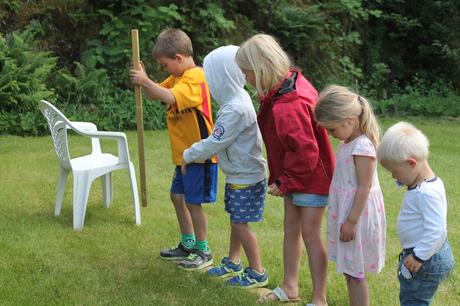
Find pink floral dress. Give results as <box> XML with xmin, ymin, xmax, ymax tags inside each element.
<box><xmin>327</xmin><ymin>135</ymin><xmax>386</xmax><ymax>278</ymax></box>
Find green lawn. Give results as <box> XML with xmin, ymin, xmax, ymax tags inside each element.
<box><xmin>0</xmin><ymin>117</ymin><xmax>458</xmax><ymax>305</ymax></box>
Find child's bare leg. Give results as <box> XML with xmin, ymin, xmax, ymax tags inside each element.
<box><xmin>345</xmin><ymin>274</ymin><xmax>369</xmax><ymax>306</ymax></box>
<box><xmin>232</xmin><ymin>222</ymin><xmax>263</xmax><ymax>272</ymax></box>
<box><xmin>229</xmin><ymin>224</ymin><xmax>242</xmax><ymax>262</ymax></box>
<box><xmin>170</xmin><ymin>193</ymin><xmax>194</xmax><ymax>234</ymax></box>
<box><xmin>281</xmin><ymin>197</ymin><xmax>302</xmax><ymax>298</ymax></box>
<box><xmin>301</xmin><ymin>207</ymin><xmax>328</xmax><ymax>306</ymax></box>
<box><xmin>186</xmin><ymin>203</ymin><xmax>207</xmax><ymax>242</ymax></box>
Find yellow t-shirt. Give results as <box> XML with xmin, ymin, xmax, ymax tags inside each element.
<box><xmin>160</xmin><ymin>67</ymin><xmax>217</xmax><ymax>165</ymax></box>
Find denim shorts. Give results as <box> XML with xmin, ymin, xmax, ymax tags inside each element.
<box><xmin>398</xmin><ymin>240</ymin><xmax>455</xmax><ymax>306</ymax></box>
<box><xmin>287</xmin><ymin>193</ymin><xmax>328</xmax><ymax>207</ymax></box>
<box><xmin>224</xmin><ymin>179</ymin><xmax>266</xmax><ymax>223</ymax></box>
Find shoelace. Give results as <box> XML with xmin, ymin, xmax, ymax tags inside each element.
<box><xmin>235</xmin><ymin>271</ymin><xmax>249</xmax><ymax>280</ymax></box>
<box><xmin>216</xmin><ymin>259</ymin><xmax>235</xmax><ymax>269</ymax></box>
<box><xmin>168</xmin><ymin>244</ymin><xmax>190</xmax><ymax>252</ymax></box>
<box><xmin>234</xmin><ymin>272</ymin><xmax>259</xmax><ymax>285</ymax></box>
<box><xmin>185</xmin><ymin>253</ymin><xmax>198</xmax><ymax>260</ymax></box>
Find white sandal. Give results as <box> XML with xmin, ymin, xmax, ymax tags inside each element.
<box><xmin>258</xmin><ymin>286</ymin><xmax>300</xmax><ymax>303</ymax></box>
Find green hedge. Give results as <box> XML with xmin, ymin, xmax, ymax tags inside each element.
<box><xmin>374</xmin><ymin>94</ymin><xmax>460</xmax><ymax>118</ymax></box>
<box><xmin>1</xmin><ymin>1</ymin><xmax>459</xmax><ymax>135</ymax></box>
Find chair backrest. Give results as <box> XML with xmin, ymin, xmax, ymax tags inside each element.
<box><xmin>39</xmin><ymin>100</ymin><xmax>72</xmax><ymax>169</ymax></box>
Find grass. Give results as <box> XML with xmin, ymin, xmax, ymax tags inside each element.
<box><xmin>0</xmin><ymin>116</ymin><xmax>458</xmax><ymax>305</ymax></box>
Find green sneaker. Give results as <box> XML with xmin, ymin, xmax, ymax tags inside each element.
<box><xmin>177</xmin><ymin>249</ymin><xmax>213</xmax><ymax>271</ymax></box>
<box><xmin>160</xmin><ymin>243</ymin><xmax>192</xmax><ymax>261</ymax></box>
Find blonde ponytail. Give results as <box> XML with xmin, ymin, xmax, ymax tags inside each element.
<box><xmin>357</xmin><ymin>96</ymin><xmax>380</xmax><ymax>147</ymax></box>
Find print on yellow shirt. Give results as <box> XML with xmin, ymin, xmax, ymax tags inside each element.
<box><xmin>160</xmin><ymin>67</ymin><xmax>217</xmax><ymax>165</ymax></box>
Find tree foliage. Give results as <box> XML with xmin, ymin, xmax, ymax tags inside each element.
<box><xmin>0</xmin><ymin>0</ymin><xmax>458</xmax><ymax>135</ymax></box>
<box><xmin>361</xmin><ymin>0</ymin><xmax>460</xmax><ymax>91</ymax></box>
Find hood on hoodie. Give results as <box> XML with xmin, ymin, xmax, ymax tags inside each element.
<box><xmin>203</xmin><ymin>45</ymin><xmax>247</xmax><ymax>106</ymax></box>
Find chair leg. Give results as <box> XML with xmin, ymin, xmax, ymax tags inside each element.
<box><xmin>128</xmin><ymin>162</ymin><xmax>141</xmax><ymax>225</ymax></box>
<box><xmin>102</xmin><ymin>173</ymin><xmax>112</xmax><ymax>208</ymax></box>
<box><xmin>55</xmin><ymin>167</ymin><xmax>69</xmax><ymax>216</ymax></box>
<box><xmin>73</xmin><ymin>171</ymin><xmax>92</xmax><ymax>230</ymax></box>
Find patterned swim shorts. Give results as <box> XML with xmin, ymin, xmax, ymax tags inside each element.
<box><xmin>224</xmin><ymin>179</ymin><xmax>266</xmax><ymax>223</ymax></box>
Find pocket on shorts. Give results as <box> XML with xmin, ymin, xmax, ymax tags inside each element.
<box><xmin>422</xmin><ymin>250</ymin><xmax>455</xmax><ymax>282</ymax></box>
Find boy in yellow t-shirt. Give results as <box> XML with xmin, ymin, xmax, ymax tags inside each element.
<box><xmin>130</xmin><ymin>28</ymin><xmax>218</xmax><ymax>270</ymax></box>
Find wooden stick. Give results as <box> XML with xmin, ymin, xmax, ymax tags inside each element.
<box><xmin>131</xmin><ymin>29</ymin><xmax>147</xmax><ymax>207</ymax></box>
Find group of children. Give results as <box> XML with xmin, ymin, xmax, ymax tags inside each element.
<box><xmin>129</xmin><ymin>29</ymin><xmax>454</xmax><ymax>306</ymax></box>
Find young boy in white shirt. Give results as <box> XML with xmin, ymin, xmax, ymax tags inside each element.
<box><xmin>377</xmin><ymin>121</ymin><xmax>454</xmax><ymax>306</ymax></box>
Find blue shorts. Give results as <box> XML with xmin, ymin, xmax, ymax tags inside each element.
<box><xmin>224</xmin><ymin>179</ymin><xmax>266</xmax><ymax>223</ymax></box>
<box><xmin>288</xmin><ymin>193</ymin><xmax>328</xmax><ymax>207</ymax></box>
<box><xmin>170</xmin><ymin>163</ymin><xmax>218</xmax><ymax>204</ymax></box>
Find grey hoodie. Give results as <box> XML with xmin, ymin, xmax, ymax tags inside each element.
<box><xmin>183</xmin><ymin>45</ymin><xmax>266</xmax><ymax>184</ymax></box>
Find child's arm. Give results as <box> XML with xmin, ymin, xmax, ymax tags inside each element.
<box><xmin>340</xmin><ymin>155</ymin><xmax>375</xmax><ymax>242</ymax></box>
<box><xmin>183</xmin><ymin>105</ymin><xmax>247</xmax><ymax>164</ymax></box>
<box><xmin>129</xmin><ymin>63</ymin><xmax>176</xmax><ymax>105</ymax></box>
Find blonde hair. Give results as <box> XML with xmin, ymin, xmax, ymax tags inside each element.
<box><xmin>377</xmin><ymin>121</ymin><xmax>429</xmax><ymax>162</ymax></box>
<box><xmin>152</xmin><ymin>28</ymin><xmax>193</xmax><ymax>59</ymax></box>
<box><xmin>235</xmin><ymin>34</ymin><xmax>291</xmax><ymax>95</ymax></box>
<box><xmin>314</xmin><ymin>85</ymin><xmax>380</xmax><ymax>147</ymax></box>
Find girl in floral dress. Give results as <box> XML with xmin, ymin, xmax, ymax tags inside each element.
<box><xmin>314</xmin><ymin>85</ymin><xmax>386</xmax><ymax>306</ymax></box>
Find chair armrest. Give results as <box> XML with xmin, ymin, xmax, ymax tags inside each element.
<box><xmin>70</xmin><ymin>121</ymin><xmax>98</xmax><ymax>132</ymax></box>
<box><xmin>82</xmin><ymin>130</ymin><xmax>127</xmax><ymax>140</ymax></box>
<box><xmin>69</xmin><ymin>121</ymin><xmax>102</xmax><ymax>154</ymax></box>
<box><xmin>68</xmin><ymin>121</ymin><xmax>132</xmax><ymax>164</ymax></box>
<box><xmin>79</xmin><ymin>130</ymin><xmax>131</xmax><ymax>164</ymax></box>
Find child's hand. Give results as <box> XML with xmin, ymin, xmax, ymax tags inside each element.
<box><xmin>268</xmin><ymin>183</ymin><xmax>283</xmax><ymax>196</ymax></box>
<box><xmin>339</xmin><ymin>220</ymin><xmax>357</xmax><ymax>242</ymax></box>
<box><xmin>403</xmin><ymin>254</ymin><xmax>422</xmax><ymax>273</ymax></box>
<box><xmin>181</xmin><ymin>160</ymin><xmax>187</xmax><ymax>175</ymax></box>
<box><xmin>130</xmin><ymin>61</ymin><xmax>150</xmax><ymax>86</ymax></box>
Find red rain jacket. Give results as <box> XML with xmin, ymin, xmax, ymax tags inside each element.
<box><xmin>257</xmin><ymin>69</ymin><xmax>334</xmax><ymax>195</ymax></box>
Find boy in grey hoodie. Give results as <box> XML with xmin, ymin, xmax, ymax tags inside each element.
<box><xmin>181</xmin><ymin>45</ymin><xmax>268</xmax><ymax>288</ymax></box>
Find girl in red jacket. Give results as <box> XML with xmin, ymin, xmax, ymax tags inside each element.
<box><xmin>236</xmin><ymin>34</ymin><xmax>334</xmax><ymax>305</ymax></box>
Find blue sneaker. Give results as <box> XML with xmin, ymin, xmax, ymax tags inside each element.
<box><xmin>207</xmin><ymin>257</ymin><xmax>243</xmax><ymax>278</ymax></box>
<box><xmin>227</xmin><ymin>267</ymin><xmax>269</xmax><ymax>289</ymax></box>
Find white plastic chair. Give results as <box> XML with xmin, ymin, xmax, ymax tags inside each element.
<box><xmin>39</xmin><ymin>100</ymin><xmax>141</xmax><ymax>230</ymax></box>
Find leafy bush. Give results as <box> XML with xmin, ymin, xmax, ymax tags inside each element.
<box><xmin>0</xmin><ymin>24</ymin><xmax>169</xmax><ymax>136</ymax></box>
<box><xmin>0</xmin><ymin>27</ymin><xmax>56</xmax><ymax>135</ymax></box>
<box><xmin>362</xmin><ymin>1</ymin><xmax>460</xmax><ymax>90</ymax></box>
<box><xmin>51</xmin><ymin>62</ymin><xmax>167</xmax><ymax>132</ymax></box>
<box><xmin>374</xmin><ymin>94</ymin><xmax>460</xmax><ymax>117</ymax></box>
<box><xmin>1</xmin><ymin>1</ymin><xmax>459</xmax><ymax>135</ymax></box>
<box><xmin>177</xmin><ymin>0</ymin><xmax>236</xmax><ymax>62</ymax></box>
<box><xmin>81</xmin><ymin>2</ymin><xmax>183</xmax><ymax>86</ymax></box>
<box><xmin>52</xmin><ymin>62</ymin><xmax>111</xmax><ymax>106</ymax></box>
<box><xmin>56</xmin><ymin>89</ymin><xmax>167</xmax><ymax>132</ymax></box>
